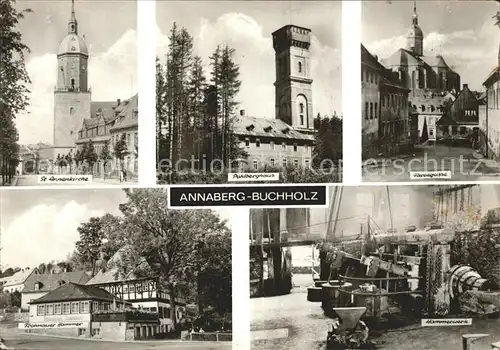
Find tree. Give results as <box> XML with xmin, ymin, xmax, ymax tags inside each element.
<box><xmin>74</xmin><ymin>217</ymin><xmax>106</xmax><ymax>276</ymax></box>
<box><xmin>115</xmin><ymin>188</ymin><xmax>232</xmax><ymax>331</ymax></box>
<box><xmin>84</xmin><ymin>140</ymin><xmax>98</xmax><ymax>174</ymax></box>
<box><xmin>65</xmin><ymin>151</ymin><xmax>73</xmax><ymax>174</ymax></box>
<box><xmin>113</xmin><ymin>133</ymin><xmax>128</xmax><ymax>172</ymax></box>
<box><xmin>0</xmin><ymin>1</ymin><xmax>32</xmax><ymax>185</ymax></box>
<box><xmin>156</xmin><ymin>57</ymin><xmax>168</xmax><ymax>166</ymax></box>
<box><xmin>99</xmin><ymin>140</ymin><xmax>112</xmax><ymax>179</ymax></box>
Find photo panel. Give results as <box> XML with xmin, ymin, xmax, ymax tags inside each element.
<box><xmin>1</xmin><ymin>0</ymin><xmax>138</xmax><ymax>187</ymax></box>
<box><xmin>249</xmin><ymin>184</ymin><xmax>500</xmax><ymax>349</ymax></box>
<box><xmin>0</xmin><ymin>188</ymin><xmax>233</xmax><ymax>348</ymax></box>
<box><xmin>361</xmin><ymin>1</ymin><xmax>500</xmax><ymax>182</ymax></box>
<box><xmin>156</xmin><ymin>1</ymin><xmax>343</xmax><ymax>185</ymax></box>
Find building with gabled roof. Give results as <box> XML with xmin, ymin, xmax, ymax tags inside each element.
<box><xmin>0</xmin><ymin>268</ymin><xmax>39</xmax><ymax>293</ymax></box>
<box><xmin>377</xmin><ymin>2</ymin><xmax>461</xmax><ymax>143</ymax></box>
<box><xmin>86</xmin><ymin>246</ymin><xmax>186</xmax><ymax>335</ymax></box>
<box><xmin>21</xmin><ymin>271</ymin><xmax>90</xmax><ymax>309</ymax></box>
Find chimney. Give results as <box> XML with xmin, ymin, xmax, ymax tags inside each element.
<box><xmin>240</xmin><ymin>109</ymin><xmax>245</xmax><ymax>116</ymax></box>
<box><xmin>117</xmin><ymin>99</ymin><xmax>121</xmax><ymax>106</ymax></box>
<box><xmin>374</xmin><ymin>55</ymin><xmax>378</xmax><ymax>61</ymax></box>
<box><xmin>463</xmin><ymin>83</ymin><xmax>468</xmax><ymax>90</ymax></box>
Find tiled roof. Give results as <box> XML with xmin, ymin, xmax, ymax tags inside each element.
<box><xmin>1</xmin><ymin>269</ymin><xmax>37</xmax><ymax>287</ymax></box>
<box><xmin>91</xmin><ymin>101</ymin><xmax>116</xmax><ymax>121</ymax></box>
<box><xmin>86</xmin><ymin>246</ymin><xmax>145</xmax><ymax>285</ymax></box>
<box><xmin>23</xmin><ymin>271</ymin><xmax>90</xmax><ymax>293</ymax></box>
<box><xmin>29</xmin><ymin>282</ymin><xmax>124</xmax><ymax>304</ymax></box>
<box><xmin>232</xmin><ymin>115</ymin><xmax>314</xmax><ymax>141</ymax></box>
<box><xmin>110</xmin><ymin>94</ymin><xmax>138</xmax><ymax>132</ymax></box>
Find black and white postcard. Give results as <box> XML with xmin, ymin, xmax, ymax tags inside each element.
<box><xmin>0</xmin><ymin>188</ymin><xmax>233</xmax><ymax>349</ymax></box>
<box><xmin>250</xmin><ymin>184</ymin><xmax>500</xmax><ymax>349</ymax></box>
<box><xmin>361</xmin><ymin>1</ymin><xmax>500</xmax><ymax>182</ymax></box>
<box><xmin>0</xmin><ymin>0</ymin><xmax>138</xmax><ymax>186</ymax></box>
<box><xmin>156</xmin><ymin>1</ymin><xmax>342</xmax><ymax>184</ymax></box>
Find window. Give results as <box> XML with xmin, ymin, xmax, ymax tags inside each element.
<box><xmin>71</xmin><ymin>302</ymin><xmax>79</xmax><ymax>314</ymax></box>
<box><xmin>34</xmin><ymin>282</ymin><xmax>42</xmax><ymax>291</ymax></box>
<box><xmin>78</xmin><ymin>328</ymin><xmax>86</xmax><ymax>336</ymax></box>
<box><xmin>54</xmin><ymin>303</ymin><xmax>62</xmax><ymax>315</ymax></box>
<box><xmin>294</xmin><ymin>159</ymin><xmax>299</xmax><ymax>167</ymax></box>
<box><xmin>270</xmin><ymin>141</ymin><xmax>275</xmax><ymax>150</ymax></box>
<box><xmin>282</xmin><ymin>143</ymin><xmax>286</xmax><ymax>150</ymax></box>
<box><xmin>63</xmin><ymin>303</ymin><xmax>70</xmax><ymax>314</ymax></box>
<box><xmin>92</xmin><ymin>328</ymin><xmax>100</xmax><ymax>336</ymax></box>
<box><xmin>365</xmin><ymin>102</ymin><xmax>369</xmax><ymax>120</ymax></box>
<box><xmin>298</xmin><ymin>61</ymin><xmax>302</xmax><ymax>73</ymax></box>
<box><xmin>305</xmin><ymin>159</ymin><xmax>310</xmax><ymax>168</ymax></box>
<box><xmin>245</xmin><ymin>139</ymin><xmax>250</xmax><ymax>147</ymax></box>
<box><xmin>92</xmin><ymin>301</ymin><xmax>99</xmax><ymax>312</ymax></box>
<box><xmin>370</xmin><ymin>102</ymin><xmax>373</xmax><ymax>119</ymax></box>
<box><xmin>253</xmin><ymin>160</ymin><xmax>258</xmax><ymax>170</ymax></box>
<box><xmin>270</xmin><ymin>158</ymin><xmax>275</xmax><ymax>167</ymax></box>
<box><xmin>282</xmin><ymin>159</ymin><xmax>287</xmax><ymax>167</ymax></box>
<box><xmin>46</xmin><ymin>304</ymin><xmax>54</xmax><ymax>315</ymax></box>
<box><xmin>256</xmin><ymin>139</ymin><xmax>260</xmax><ymax>147</ymax></box>
<box><xmin>300</xmin><ymin>115</ymin><xmax>304</xmax><ymax>125</ymax></box>
<box><xmin>70</xmin><ymin>78</ymin><xmax>75</xmax><ymax>90</ymax></box>
<box><xmin>374</xmin><ymin>103</ymin><xmax>378</xmax><ymax>118</ymax></box>
<box><xmin>299</xmin><ymin>103</ymin><xmax>304</xmax><ymax>114</ymax></box>
<box><xmin>37</xmin><ymin>305</ymin><xmax>45</xmax><ymax>316</ymax></box>
<box><xmin>293</xmin><ymin>143</ymin><xmax>298</xmax><ymax>152</ymax></box>
<box><xmin>80</xmin><ymin>301</ymin><xmax>89</xmax><ymax>314</ymax></box>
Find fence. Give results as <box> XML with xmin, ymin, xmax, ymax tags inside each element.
<box><xmin>184</xmin><ymin>332</ymin><xmax>232</xmax><ymax>342</ymax></box>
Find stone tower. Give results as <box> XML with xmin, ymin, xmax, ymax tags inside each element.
<box><xmin>273</xmin><ymin>25</ymin><xmax>314</xmax><ymax>134</ymax></box>
<box><xmin>406</xmin><ymin>1</ymin><xmax>423</xmax><ymax>56</ymax></box>
<box><xmin>53</xmin><ymin>0</ymin><xmax>91</xmax><ymax>159</ymax></box>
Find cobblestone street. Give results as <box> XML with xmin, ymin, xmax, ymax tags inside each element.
<box><xmin>362</xmin><ymin>145</ymin><xmax>500</xmax><ymax>182</ymax></box>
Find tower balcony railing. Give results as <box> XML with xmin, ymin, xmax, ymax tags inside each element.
<box><xmin>54</xmin><ymin>86</ymin><xmax>91</xmax><ymax>93</ymax></box>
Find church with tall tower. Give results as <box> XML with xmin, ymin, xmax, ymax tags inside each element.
<box><xmin>380</xmin><ymin>1</ymin><xmax>461</xmax><ymax>141</ymax></box>
<box><xmin>232</xmin><ymin>24</ymin><xmax>316</xmax><ymax>171</ymax></box>
<box><xmin>53</xmin><ymin>0</ymin><xmax>91</xmax><ymax>159</ymax></box>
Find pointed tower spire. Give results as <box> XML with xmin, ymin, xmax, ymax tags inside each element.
<box><xmin>412</xmin><ymin>0</ymin><xmax>418</xmax><ymax>25</ymax></box>
<box><xmin>68</xmin><ymin>0</ymin><xmax>78</xmax><ymax>34</ymax></box>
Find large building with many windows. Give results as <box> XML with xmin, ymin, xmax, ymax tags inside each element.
<box><xmin>48</xmin><ymin>0</ymin><xmax>137</xmax><ymax>171</ymax></box>
<box><xmin>233</xmin><ymin>25</ymin><xmax>321</xmax><ymax>170</ymax></box>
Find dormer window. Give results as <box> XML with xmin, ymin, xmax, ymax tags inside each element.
<box><xmin>282</xmin><ymin>127</ymin><xmax>290</xmax><ymax>134</ymax></box>
<box><xmin>58</xmin><ymin>280</ymin><xmax>66</xmax><ymax>287</ymax></box>
<box><xmin>264</xmin><ymin>126</ymin><xmax>272</xmax><ymax>132</ymax></box>
<box><xmin>34</xmin><ymin>282</ymin><xmax>43</xmax><ymax>291</ymax></box>
<box><xmin>421</xmin><ymin>105</ymin><xmax>425</xmax><ymax>112</ymax></box>
<box><xmin>246</xmin><ymin>124</ymin><xmax>255</xmax><ymax>132</ymax></box>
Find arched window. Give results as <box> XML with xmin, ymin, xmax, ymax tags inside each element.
<box><xmin>299</xmin><ymin>103</ymin><xmax>304</xmax><ymax>114</ymax></box>
<box><xmin>70</xmin><ymin>78</ymin><xmax>75</xmax><ymax>90</ymax></box>
<box><xmin>298</xmin><ymin>61</ymin><xmax>302</xmax><ymax>73</ymax></box>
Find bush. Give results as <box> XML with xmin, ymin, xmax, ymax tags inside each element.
<box><xmin>157</xmin><ymin>164</ymin><xmax>341</xmax><ymax>184</ymax></box>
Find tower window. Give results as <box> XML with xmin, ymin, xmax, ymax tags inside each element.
<box><xmin>70</xmin><ymin>78</ymin><xmax>75</xmax><ymax>91</ymax></box>
<box><xmin>71</xmin><ymin>24</ymin><xmax>75</xmax><ymax>32</ymax></box>
<box><xmin>298</xmin><ymin>61</ymin><xmax>302</xmax><ymax>73</ymax></box>
<box><xmin>299</xmin><ymin>103</ymin><xmax>304</xmax><ymax>114</ymax></box>
<box><xmin>70</xmin><ymin>107</ymin><xmax>74</xmax><ymax>115</ymax></box>
<box><xmin>300</xmin><ymin>115</ymin><xmax>304</xmax><ymax>125</ymax></box>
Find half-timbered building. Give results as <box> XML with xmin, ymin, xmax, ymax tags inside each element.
<box><xmin>85</xmin><ymin>248</ymin><xmax>186</xmax><ymax>334</ymax></box>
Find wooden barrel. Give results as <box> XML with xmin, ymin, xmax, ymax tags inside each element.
<box><xmin>338</xmin><ymin>282</ymin><xmax>354</xmax><ymax>307</ymax></box>
<box><xmin>307</xmin><ymin>287</ymin><xmax>322</xmax><ymax>302</ymax></box>
<box><xmin>448</xmin><ymin>265</ymin><xmax>491</xmax><ymax>299</ymax></box>
<box><xmin>321</xmin><ymin>280</ymin><xmax>341</xmax><ymax>309</ymax></box>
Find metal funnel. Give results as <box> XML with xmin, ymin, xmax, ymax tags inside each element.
<box><xmin>331</xmin><ymin>307</ymin><xmax>367</xmax><ymax>331</ymax></box>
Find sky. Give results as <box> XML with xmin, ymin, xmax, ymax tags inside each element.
<box><xmin>0</xmin><ymin>189</ymin><xmax>243</xmax><ymax>269</ymax></box>
<box><xmin>156</xmin><ymin>1</ymin><xmax>342</xmax><ymax>118</ymax></box>
<box><xmin>362</xmin><ymin>0</ymin><xmax>500</xmax><ymax>92</ymax></box>
<box><xmin>13</xmin><ymin>0</ymin><xmax>138</xmax><ymax>145</ymax></box>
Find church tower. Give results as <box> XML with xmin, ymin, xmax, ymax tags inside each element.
<box><xmin>53</xmin><ymin>0</ymin><xmax>91</xmax><ymax>158</ymax></box>
<box><xmin>406</xmin><ymin>1</ymin><xmax>423</xmax><ymax>56</ymax></box>
<box><xmin>273</xmin><ymin>25</ymin><xmax>314</xmax><ymax>134</ymax></box>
